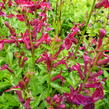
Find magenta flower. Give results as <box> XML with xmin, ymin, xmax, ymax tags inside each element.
<box><xmin>8</xmin><ymin>0</ymin><xmax>13</xmax><ymax>7</ymax></box>
<box><xmin>97</xmin><ymin>58</ymin><xmax>109</xmax><ymax>66</ymax></box>
<box><xmin>99</xmin><ymin>29</ymin><xmax>106</xmax><ymax>38</ymax></box>
<box><xmin>90</xmin><ymin>70</ymin><xmax>104</xmax><ymax>79</ymax></box>
<box><xmin>15</xmin><ymin>0</ymin><xmax>34</xmax><ymax>7</ymax></box>
<box><xmin>103</xmin><ymin>0</ymin><xmax>109</xmax><ymax>8</ymax></box>
<box><xmin>83</xmin><ymin>53</ymin><xmax>90</xmax><ymax>74</ymax></box>
<box><xmin>95</xmin><ymin>2</ymin><xmax>104</xmax><ymax>8</ymax></box>
<box><xmin>0</xmin><ymin>2</ymin><xmax>4</xmax><ymax>9</ymax></box>
<box><xmin>40</xmin><ymin>1</ymin><xmax>51</xmax><ymax>10</ymax></box>
<box><xmin>63</xmin><ymin>26</ymin><xmax>79</xmax><ymax>50</ymax></box>
<box><xmin>46</xmin><ymin>94</ymin><xmax>66</xmax><ymax>109</ymax></box>
<box><xmin>83</xmin><ymin>103</ymin><xmax>95</xmax><ymax>109</ymax></box>
<box><xmin>51</xmin><ymin>71</ymin><xmax>65</xmax><ymax>83</ymax></box>
<box><xmin>85</xmin><ymin>82</ymin><xmax>102</xmax><ymax>88</ymax></box>
<box><xmin>5</xmin><ymin>72</ymin><xmax>33</xmax><ymax>109</ymax></box>
<box><xmin>0</xmin><ymin>38</ymin><xmax>23</xmax><ymax>47</ymax></box>
<box><xmin>97</xmin><ymin>29</ymin><xmax>106</xmax><ymax>49</ymax></box>
<box><xmin>5</xmin><ymin>21</ymin><xmax>16</xmax><ymax>36</ymax></box>
<box><xmin>72</xmin><ymin>63</ymin><xmax>85</xmax><ymax>80</ymax></box>
<box><xmin>67</xmin><ymin>51</ymin><xmax>74</xmax><ymax>59</ymax></box>
<box><xmin>34</xmin><ymin>33</ymin><xmax>51</xmax><ymax>48</ymax></box>
<box><xmin>20</xmin><ymin>57</ymin><xmax>28</xmax><ymax>67</ymax></box>
<box><xmin>30</xmin><ymin>18</ymin><xmax>46</xmax><ymax>34</ymax></box>
<box><xmin>53</xmin><ymin>44</ymin><xmax>65</xmax><ymax>58</ymax></box>
<box><xmin>7</xmin><ymin>13</ymin><xmax>15</xmax><ymax>18</ymax></box>
<box><xmin>64</xmin><ymin>87</ymin><xmax>94</xmax><ymax>109</ymax></box>
<box><xmin>0</xmin><ymin>64</ymin><xmax>13</xmax><ymax>73</ymax></box>
<box><xmin>39</xmin><ymin>12</ymin><xmax>46</xmax><ymax>17</ymax></box>
<box><xmin>53</xmin><ymin>58</ymin><xmax>68</xmax><ymax>69</ymax></box>
<box><xmin>16</xmin><ymin>14</ymin><xmax>25</xmax><ymax>21</ymax></box>
<box><xmin>0</xmin><ymin>10</ymin><xmax>6</xmax><ymax>16</ymax></box>
<box><xmin>21</xmin><ymin>30</ymin><xmax>31</xmax><ymax>50</ymax></box>
<box><xmin>23</xmin><ymin>98</ymin><xmax>31</xmax><ymax>109</ymax></box>
<box><xmin>95</xmin><ymin>0</ymin><xmax>109</xmax><ymax>8</ymax></box>
<box><xmin>0</xmin><ymin>40</ymin><xmax>4</xmax><ymax>50</ymax></box>
<box><xmin>15</xmin><ymin>90</ymin><xmax>25</xmax><ymax>104</ymax></box>
<box><xmin>3</xmin><ymin>39</ymin><xmax>14</xmax><ymax>43</ymax></box>
<box><xmin>70</xmin><ymin>26</ymin><xmax>80</xmax><ymax>35</ymax></box>
<box><xmin>92</xmin><ymin>86</ymin><xmax>104</xmax><ymax>102</ymax></box>
<box><xmin>63</xmin><ymin>38</ymin><xmax>72</xmax><ymax>50</ymax></box>
<box><xmin>79</xmin><ymin>46</ymin><xmax>86</xmax><ymax>50</ymax></box>
<box><xmin>45</xmin><ymin>27</ymin><xmax>53</xmax><ymax>32</ymax></box>
<box><xmin>63</xmin><ymin>36</ymin><xmax>78</xmax><ymax>50</ymax></box>
<box><xmin>36</xmin><ymin>52</ymin><xmax>52</xmax><ymax>71</ymax></box>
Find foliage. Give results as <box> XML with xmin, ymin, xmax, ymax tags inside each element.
<box><xmin>0</xmin><ymin>0</ymin><xmax>109</xmax><ymax>109</ymax></box>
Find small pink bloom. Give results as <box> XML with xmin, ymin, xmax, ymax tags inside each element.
<box><xmin>36</xmin><ymin>52</ymin><xmax>52</xmax><ymax>71</ymax></box>
<box><xmin>23</xmin><ymin>98</ymin><xmax>31</xmax><ymax>109</ymax></box>
<box><xmin>95</xmin><ymin>2</ymin><xmax>103</xmax><ymax>8</ymax></box>
<box><xmin>46</xmin><ymin>94</ymin><xmax>66</xmax><ymax>109</ymax></box>
<box><xmin>3</xmin><ymin>39</ymin><xmax>15</xmax><ymax>43</ymax></box>
<box><xmin>0</xmin><ymin>2</ymin><xmax>4</xmax><ymax>8</ymax></box>
<box><xmin>21</xmin><ymin>30</ymin><xmax>31</xmax><ymax>50</ymax></box>
<box><xmin>39</xmin><ymin>12</ymin><xmax>46</xmax><ymax>17</ymax></box>
<box><xmin>16</xmin><ymin>14</ymin><xmax>25</xmax><ymax>21</ymax></box>
<box><xmin>8</xmin><ymin>0</ymin><xmax>13</xmax><ymax>7</ymax></box>
<box><xmin>0</xmin><ymin>40</ymin><xmax>4</xmax><ymax>50</ymax></box>
<box><xmin>63</xmin><ymin>37</ymin><xmax>72</xmax><ymax>50</ymax></box>
<box><xmin>0</xmin><ymin>64</ymin><xmax>13</xmax><ymax>73</ymax></box>
<box><xmin>0</xmin><ymin>11</ymin><xmax>6</xmax><ymax>16</ymax></box>
<box><xmin>90</xmin><ymin>70</ymin><xmax>103</xmax><ymax>78</ymax></box>
<box><xmin>79</xmin><ymin>46</ymin><xmax>86</xmax><ymax>50</ymax></box>
<box><xmin>83</xmin><ymin>54</ymin><xmax>90</xmax><ymax>74</ymax></box>
<box><xmin>40</xmin><ymin>2</ymin><xmax>51</xmax><ymax>10</ymax></box>
<box><xmin>51</xmin><ymin>71</ymin><xmax>65</xmax><ymax>83</ymax></box>
<box><xmin>64</xmin><ymin>87</ymin><xmax>93</xmax><ymax>106</ymax></box>
<box><xmin>34</xmin><ymin>33</ymin><xmax>51</xmax><ymax>48</ymax></box>
<box><xmin>92</xmin><ymin>86</ymin><xmax>104</xmax><ymax>102</ymax></box>
<box><xmin>97</xmin><ymin>58</ymin><xmax>109</xmax><ymax>65</ymax></box>
<box><xmin>72</xmin><ymin>63</ymin><xmax>85</xmax><ymax>80</ymax></box>
<box><xmin>54</xmin><ymin>44</ymin><xmax>65</xmax><ymax>57</ymax></box>
<box><xmin>53</xmin><ymin>58</ymin><xmax>68</xmax><ymax>69</ymax></box>
<box><xmin>83</xmin><ymin>103</ymin><xmax>95</xmax><ymax>109</ymax></box>
<box><xmin>20</xmin><ymin>57</ymin><xmax>28</xmax><ymax>67</ymax></box>
<box><xmin>15</xmin><ymin>90</ymin><xmax>25</xmax><ymax>104</ymax></box>
<box><xmin>67</xmin><ymin>51</ymin><xmax>74</xmax><ymax>59</ymax></box>
<box><xmin>103</xmin><ymin>0</ymin><xmax>109</xmax><ymax>8</ymax></box>
<box><xmin>99</xmin><ymin>29</ymin><xmax>106</xmax><ymax>38</ymax></box>
<box><xmin>5</xmin><ymin>21</ymin><xmax>16</xmax><ymax>36</ymax></box>
<box><xmin>97</xmin><ymin>29</ymin><xmax>106</xmax><ymax>49</ymax></box>
<box><xmin>63</xmin><ymin>26</ymin><xmax>79</xmax><ymax>50</ymax></box>
<box><xmin>7</xmin><ymin>13</ymin><xmax>15</xmax><ymax>18</ymax></box>
<box><xmin>45</xmin><ymin>27</ymin><xmax>53</xmax><ymax>31</ymax></box>
<box><xmin>85</xmin><ymin>82</ymin><xmax>102</xmax><ymax>88</ymax></box>
<box><xmin>15</xmin><ymin>0</ymin><xmax>34</xmax><ymax>7</ymax></box>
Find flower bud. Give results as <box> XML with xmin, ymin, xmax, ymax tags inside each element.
<box><xmin>99</xmin><ymin>29</ymin><xmax>106</xmax><ymax>39</ymax></box>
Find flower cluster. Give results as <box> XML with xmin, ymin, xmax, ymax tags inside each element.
<box><xmin>5</xmin><ymin>72</ymin><xmax>34</xmax><ymax>109</ymax></box>
<box><xmin>0</xmin><ymin>0</ymin><xmax>51</xmax><ymax>51</ymax></box>
<box><xmin>95</xmin><ymin>0</ymin><xmax>109</xmax><ymax>8</ymax></box>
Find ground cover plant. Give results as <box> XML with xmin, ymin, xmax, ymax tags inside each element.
<box><xmin>0</xmin><ymin>0</ymin><xmax>109</xmax><ymax>109</ymax></box>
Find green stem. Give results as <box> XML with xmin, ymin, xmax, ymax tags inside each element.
<box><xmin>23</xmin><ymin>11</ymin><xmax>35</xmax><ymax>71</ymax></box>
<box><xmin>84</xmin><ymin>0</ymin><xmax>96</xmax><ymax>30</ymax></box>
<box><xmin>74</xmin><ymin>0</ymin><xmax>96</xmax><ymax>55</ymax></box>
<box><xmin>48</xmin><ymin>71</ymin><xmax>51</xmax><ymax>96</ymax></box>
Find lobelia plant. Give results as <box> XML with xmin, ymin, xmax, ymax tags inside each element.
<box><xmin>0</xmin><ymin>0</ymin><xmax>109</xmax><ymax>109</ymax></box>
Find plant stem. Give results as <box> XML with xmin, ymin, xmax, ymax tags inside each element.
<box><xmin>74</xmin><ymin>0</ymin><xmax>96</xmax><ymax>55</ymax></box>
<box><xmin>84</xmin><ymin>0</ymin><xmax>96</xmax><ymax>30</ymax></box>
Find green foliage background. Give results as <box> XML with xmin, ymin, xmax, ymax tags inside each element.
<box><xmin>0</xmin><ymin>0</ymin><xmax>109</xmax><ymax>109</ymax></box>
